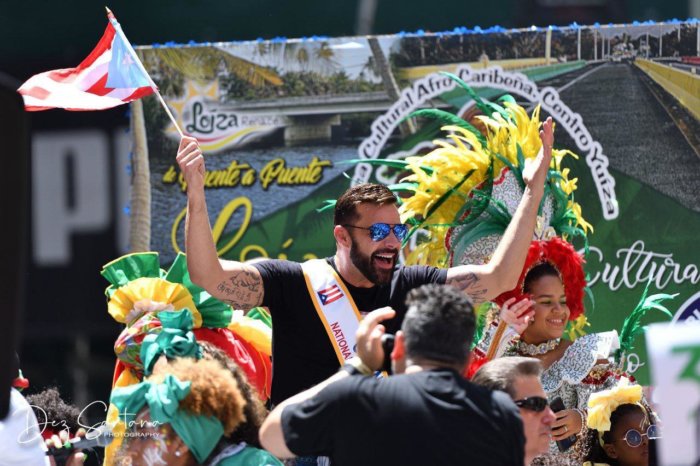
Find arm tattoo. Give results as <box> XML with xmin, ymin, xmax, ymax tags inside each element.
<box><xmin>216</xmin><ymin>267</ymin><xmax>263</xmax><ymax>310</ymax></box>
<box><xmin>446</xmin><ymin>272</ymin><xmax>488</xmax><ymax>304</ymax></box>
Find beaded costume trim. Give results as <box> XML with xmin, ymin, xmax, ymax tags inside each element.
<box><xmin>516</xmin><ymin>338</ymin><xmax>560</xmax><ymax>356</ymax></box>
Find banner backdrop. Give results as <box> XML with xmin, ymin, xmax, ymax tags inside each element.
<box><xmin>136</xmin><ymin>21</ymin><xmax>700</xmax><ymax>384</ymax></box>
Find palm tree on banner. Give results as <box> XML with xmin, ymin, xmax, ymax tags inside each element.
<box><xmin>314</xmin><ymin>42</ymin><xmax>339</xmax><ymax>76</ymax></box>
<box><xmin>128</xmin><ymin>46</ymin><xmax>283</xmax><ymax>253</ymax></box>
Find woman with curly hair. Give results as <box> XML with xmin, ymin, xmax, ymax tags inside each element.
<box><xmin>198</xmin><ymin>341</ymin><xmax>268</xmax><ymax>448</ymax></box>
<box><xmin>110</xmin><ymin>357</ymin><xmax>281</xmax><ymax>466</ymax></box>
<box><xmin>582</xmin><ymin>378</ymin><xmax>660</xmax><ymax>466</ymax></box>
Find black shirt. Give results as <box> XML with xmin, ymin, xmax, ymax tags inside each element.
<box><xmin>252</xmin><ymin>258</ymin><xmax>447</xmax><ymax>404</ymax></box>
<box><xmin>281</xmin><ymin>369</ymin><xmax>525</xmax><ymax>466</ymax></box>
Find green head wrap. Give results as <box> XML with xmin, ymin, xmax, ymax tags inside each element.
<box><xmin>110</xmin><ymin>374</ymin><xmax>224</xmax><ymax>463</ymax></box>
<box><xmin>140</xmin><ymin>309</ymin><xmax>202</xmax><ymax>376</ymax></box>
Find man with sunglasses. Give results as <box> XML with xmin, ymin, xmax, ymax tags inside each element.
<box><xmin>472</xmin><ymin>357</ymin><xmax>557</xmax><ymax>465</ymax></box>
<box><xmin>260</xmin><ymin>284</ymin><xmax>526</xmax><ymax>466</ymax></box>
<box><xmin>176</xmin><ymin>118</ymin><xmax>554</xmax><ymax>407</ymax></box>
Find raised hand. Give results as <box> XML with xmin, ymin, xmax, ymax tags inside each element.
<box><xmin>46</xmin><ymin>428</ymin><xmax>87</xmax><ymax>466</ymax></box>
<box><xmin>176</xmin><ymin>136</ymin><xmax>205</xmax><ymax>193</ymax></box>
<box><xmin>522</xmin><ymin>116</ymin><xmax>554</xmax><ymax>192</ymax></box>
<box><xmin>356</xmin><ymin>306</ymin><xmax>396</xmax><ymax>371</ymax></box>
<box><xmin>499</xmin><ymin>297</ymin><xmax>535</xmax><ymax>335</ymax></box>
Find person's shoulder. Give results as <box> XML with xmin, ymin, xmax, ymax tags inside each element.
<box><xmin>396</xmin><ymin>263</ymin><xmax>448</xmax><ymax>285</ymax></box>
<box><xmin>291</xmin><ymin>374</ymin><xmax>382</xmax><ymax>415</ymax></box>
<box><xmin>466</xmin><ymin>381</ymin><xmax>520</xmax><ymax>415</ymax></box>
<box><xmin>465</xmin><ymin>379</ymin><xmax>502</xmax><ymax>401</ymax></box>
<box><xmin>326</xmin><ymin>373</ymin><xmax>381</xmax><ymax>396</ymax></box>
<box><xmin>249</xmin><ymin>258</ymin><xmax>303</xmax><ymax>277</ymax></box>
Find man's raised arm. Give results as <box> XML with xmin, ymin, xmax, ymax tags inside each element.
<box><xmin>446</xmin><ymin>117</ymin><xmax>554</xmax><ymax>304</ymax></box>
<box><xmin>176</xmin><ymin>136</ymin><xmax>264</xmax><ymax>310</ymax></box>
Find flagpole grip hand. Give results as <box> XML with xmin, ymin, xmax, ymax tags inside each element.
<box><xmin>355</xmin><ymin>307</ymin><xmax>396</xmax><ymax>371</ymax></box>
<box><xmin>176</xmin><ymin>136</ymin><xmax>205</xmax><ymax>195</ymax></box>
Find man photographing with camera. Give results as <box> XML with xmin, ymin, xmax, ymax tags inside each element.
<box><xmin>259</xmin><ymin>284</ymin><xmax>526</xmax><ymax>466</ymax></box>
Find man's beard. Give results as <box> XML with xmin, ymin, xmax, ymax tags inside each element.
<box><xmin>349</xmin><ymin>238</ymin><xmax>397</xmax><ymax>286</ymax></box>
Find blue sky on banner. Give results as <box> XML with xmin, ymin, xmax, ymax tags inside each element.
<box><xmin>107</xmin><ymin>31</ymin><xmax>151</xmax><ymax>89</ymax></box>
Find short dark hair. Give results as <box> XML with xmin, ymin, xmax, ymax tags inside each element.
<box><xmin>471</xmin><ymin>357</ymin><xmax>542</xmax><ymax>398</ymax></box>
<box><xmin>523</xmin><ymin>262</ymin><xmax>561</xmax><ymax>294</ymax></box>
<box><xmin>334</xmin><ymin>183</ymin><xmax>397</xmax><ymax>226</ymax></box>
<box><xmin>401</xmin><ymin>284</ymin><xmax>475</xmax><ymax>366</ymax></box>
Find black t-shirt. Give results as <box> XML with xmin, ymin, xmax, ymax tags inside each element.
<box><xmin>252</xmin><ymin>258</ymin><xmax>447</xmax><ymax>404</ymax></box>
<box><xmin>281</xmin><ymin>369</ymin><xmax>525</xmax><ymax>466</ymax></box>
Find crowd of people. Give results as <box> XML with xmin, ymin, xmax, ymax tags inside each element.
<box><xmin>2</xmin><ymin>97</ymin><xmax>666</xmax><ymax>466</ymax></box>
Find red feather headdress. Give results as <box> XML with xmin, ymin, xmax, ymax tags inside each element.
<box><xmin>494</xmin><ymin>237</ymin><xmax>586</xmax><ymax>321</ymax></box>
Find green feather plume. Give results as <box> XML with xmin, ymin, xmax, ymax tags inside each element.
<box><xmin>471</xmin><ymin>302</ymin><xmax>495</xmax><ymax>350</ymax></box>
<box><xmin>337</xmin><ymin>158</ymin><xmax>434</xmax><ymax>175</ymax></box>
<box><xmin>316</xmin><ymin>199</ymin><xmax>337</xmax><ymax>213</ymax></box>
<box><xmin>438</xmin><ymin>71</ymin><xmax>510</xmax><ymax>120</ymax></box>
<box><xmin>405</xmin><ymin>109</ymin><xmax>487</xmax><ymax>148</ymax></box>
<box><xmin>404</xmin><ymin>168</ymin><xmax>476</xmax><ymax>244</ymax></box>
<box><xmin>617</xmin><ymin>281</ymin><xmax>677</xmax><ymax>360</ymax></box>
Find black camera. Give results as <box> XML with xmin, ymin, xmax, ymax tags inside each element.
<box><xmin>380</xmin><ymin>334</ymin><xmax>395</xmax><ymax>373</ymax></box>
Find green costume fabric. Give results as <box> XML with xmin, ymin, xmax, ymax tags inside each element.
<box><xmin>140</xmin><ymin>309</ymin><xmax>202</xmax><ymax>375</ymax></box>
<box><xmin>214</xmin><ymin>445</ymin><xmax>283</xmax><ymax>466</ymax></box>
<box><xmin>110</xmin><ymin>374</ymin><xmax>225</xmax><ymax>463</ymax></box>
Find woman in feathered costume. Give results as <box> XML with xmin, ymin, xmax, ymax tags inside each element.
<box><xmin>382</xmin><ymin>74</ymin><xmax>673</xmax><ymax>465</ymax></box>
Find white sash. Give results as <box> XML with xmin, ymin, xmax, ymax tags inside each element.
<box><xmin>301</xmin><ymin>259</ymin><xmax>362</xmax><ymax>365</ymax></box>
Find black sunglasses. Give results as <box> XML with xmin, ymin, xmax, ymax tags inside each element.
<box><xmin>621</xmin><ymin>425</ymin><xmax>661</xmax><ymax>448</ymax></box>
<box><xmin>513</xmin><ymin>396</ymin><xmax>550</xmax><ymax>412</ymax></box>
<box><xmin>343</xmin><ymin>223</ymin><xmax>409</xmax><ymax>242</ymax></box>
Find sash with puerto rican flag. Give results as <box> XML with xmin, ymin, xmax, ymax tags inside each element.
<box><xmin>301</xmin><ymin>259</ymin><xmax>362</xmax><ymax>365</ymax></box>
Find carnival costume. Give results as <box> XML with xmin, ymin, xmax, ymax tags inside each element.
<box><xmin>373</xmin><ymin>75</ymin><xmax>674</xmax><ymax>465</ymax></box>
<box><xmin>101</xmin><ymin>252</ymin><xmax>273</xmax><ymax>464</ymax></box>
<box><xmin>110</xmin><ymin>374</ymin><xmax>282</xmax><ymax>466</ymax></box>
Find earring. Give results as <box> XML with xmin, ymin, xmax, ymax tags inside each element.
<box><xmin>175</xmin><ymin>450</ymin><xmax>182</xmax><ymax>457</ymax></box>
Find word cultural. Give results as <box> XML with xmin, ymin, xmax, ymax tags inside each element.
<box><xmin>163</xmin><ymin>157</ymin><xmax>332</xmax><ymax>192</ymax></box>
<box><xmin>586</xmin><ymin>240</ymin><xmax>700</xmax><ymax>291</ymax></box>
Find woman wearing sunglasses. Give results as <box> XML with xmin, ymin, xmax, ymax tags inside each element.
<box><xmin>582</xmin><ymin>378</ymin><xmax>660</xmax><ymax>466</ymax></box>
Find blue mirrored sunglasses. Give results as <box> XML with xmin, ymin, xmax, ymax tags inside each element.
<box><xmin>343</xmin><ymin>223</ymin><xmax>409</xmax><ymax>242</ymax></box>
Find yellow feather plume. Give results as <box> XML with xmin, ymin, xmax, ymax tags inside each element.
<box><xmin>399</xmin><ymin>101</ymin><xmax>591</xmax><ymax>267</ymax></box>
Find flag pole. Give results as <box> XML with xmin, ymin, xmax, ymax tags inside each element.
<box><xmin>105</xmin><ymin>7</ymin><xmax>185</xmax><ymax>138</ymax></box>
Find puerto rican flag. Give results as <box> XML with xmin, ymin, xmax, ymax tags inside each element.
<box><xmin>318</xmin><ymin>284</ymin><xmax>344</xmax><ymax>306</ymax></box>
<box><xmin>18</xmin><ymin>10</ymin><xmax>155</xmax><ymax>111</ymax></box>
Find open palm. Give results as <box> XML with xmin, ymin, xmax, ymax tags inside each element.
<box><xmin>522</xmin><ymin>116</ymin><xmax>554</xmax><ymax>190</ymax></box>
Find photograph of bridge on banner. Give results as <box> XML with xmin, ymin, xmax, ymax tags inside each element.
<box><xmin>134</xmin><ymin>20</ymin><xmax>700</xmax><ymax>386</ymax></box>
